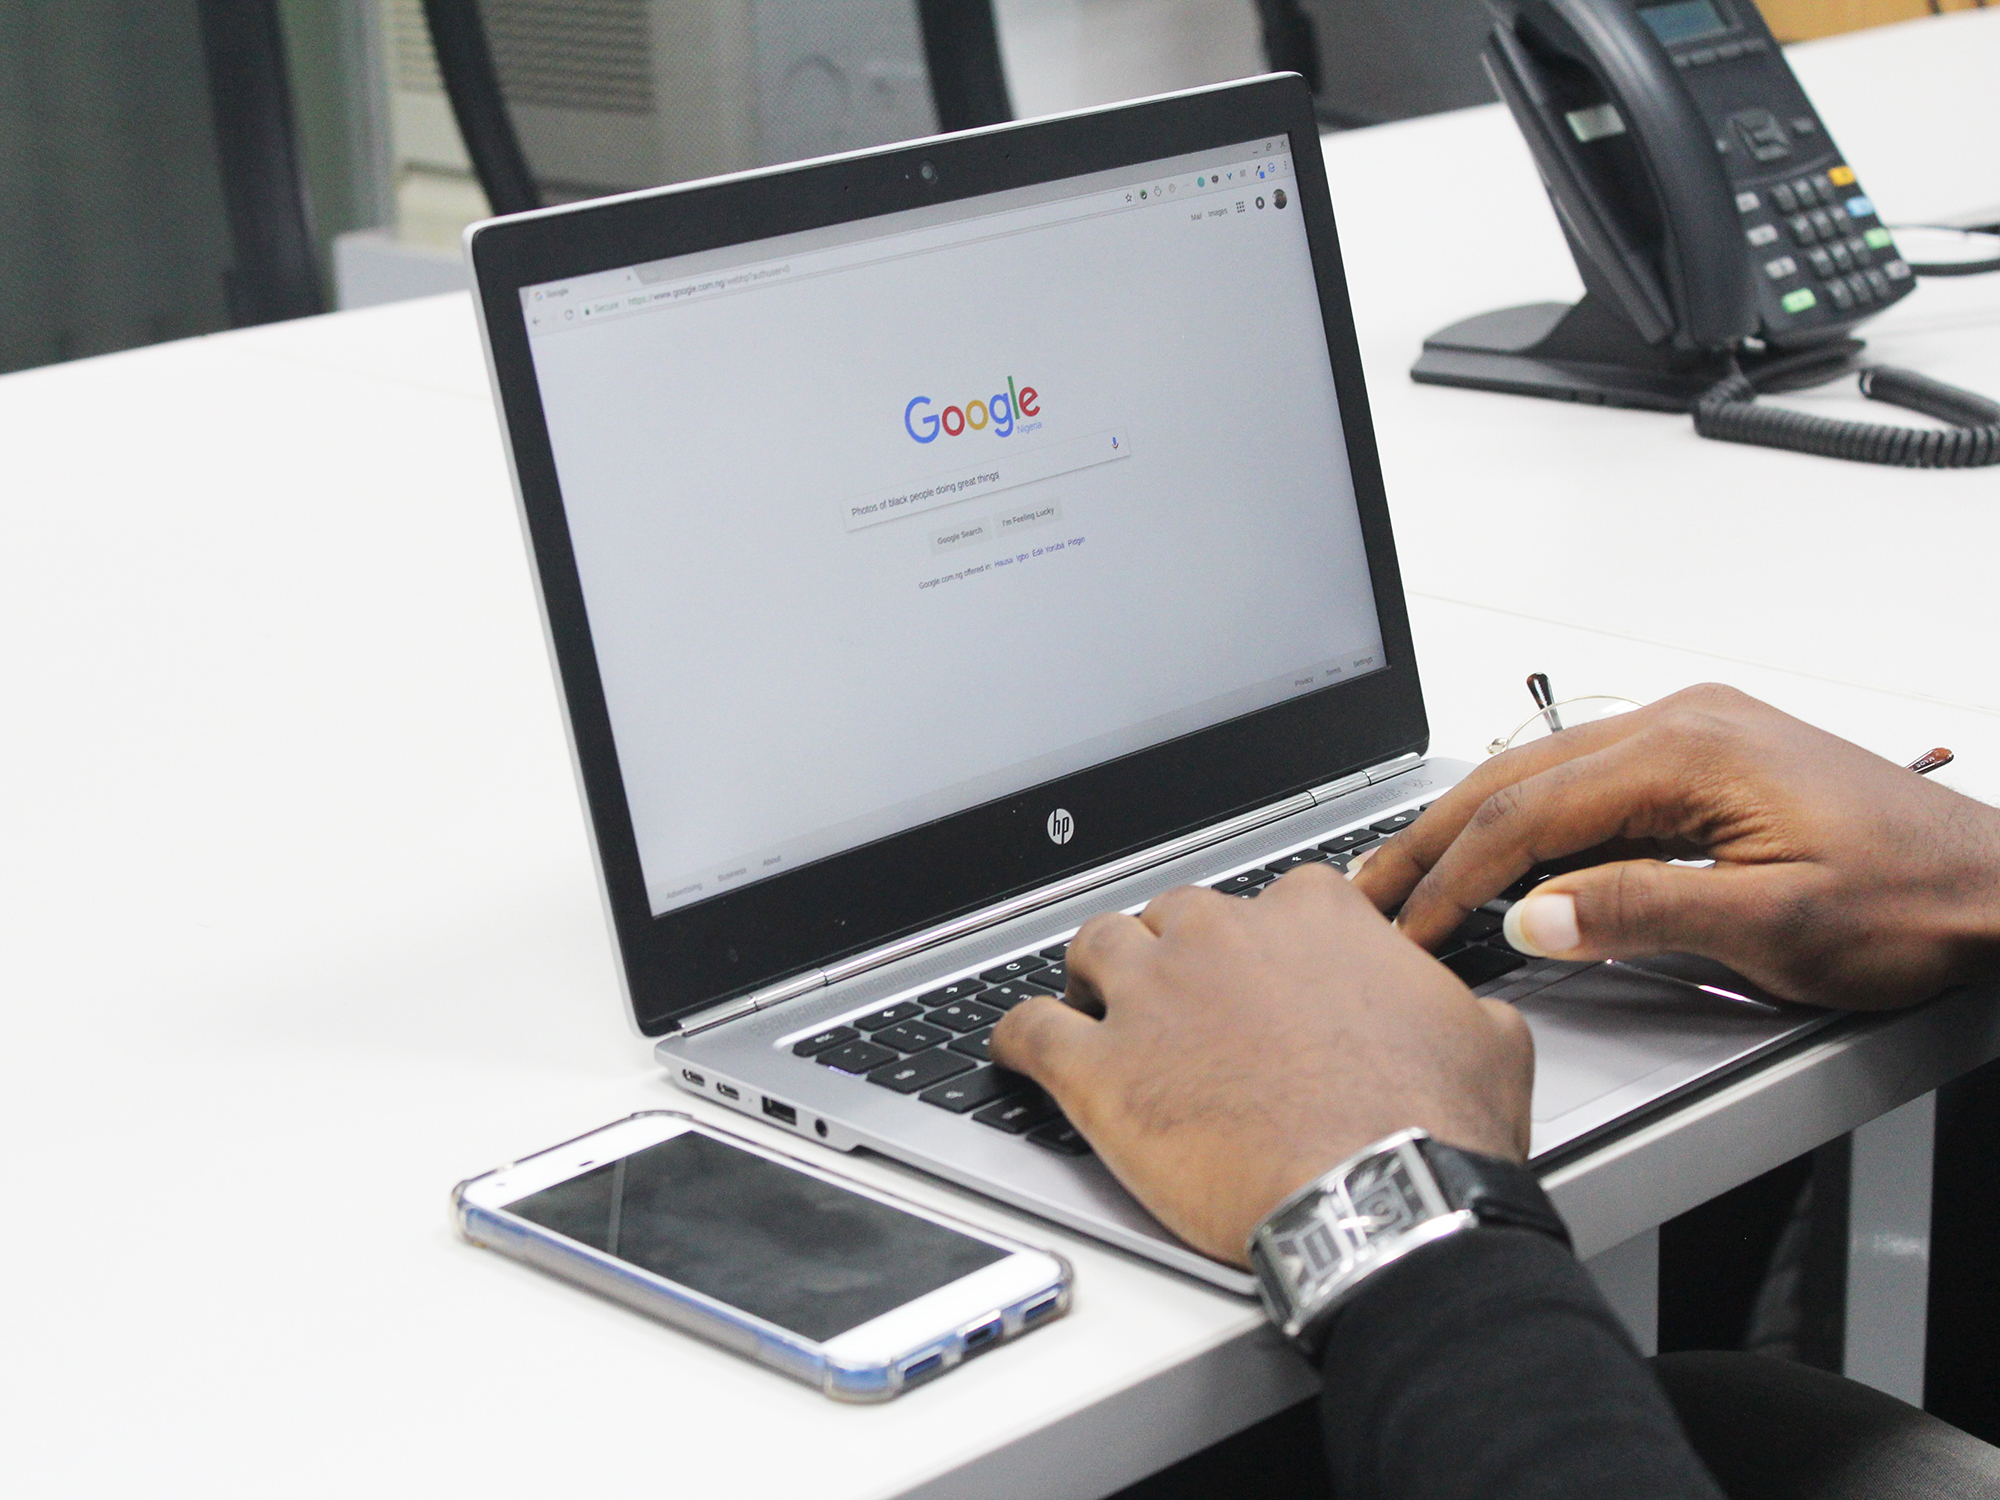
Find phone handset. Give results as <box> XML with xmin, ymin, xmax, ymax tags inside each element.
<box><xmin>1488</xmin><ymin>0</ymin><xmax>1756</xmax><ymax>351</ymax></box>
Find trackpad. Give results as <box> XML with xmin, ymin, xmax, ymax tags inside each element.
<box><xmin>1520</xmin><ymin>958</ymin><xmax>1804</xmax><ymax>1123</ymax></box>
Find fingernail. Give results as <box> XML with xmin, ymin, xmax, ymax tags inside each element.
<box><xmin>1504</xmin><ymin>892</ymin><xmax>1579</xmax><ymax>957</ymax></box>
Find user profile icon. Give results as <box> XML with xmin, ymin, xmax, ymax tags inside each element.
<box><xmin>1273</xmin><ymin>188</ymin><xmax>1288</xmax><ymax>209</ymax></box>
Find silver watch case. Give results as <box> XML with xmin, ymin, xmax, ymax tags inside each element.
<box><xmin>1247</xmin><ymin>1128</ymin><xmax>1475</xmax><ymax>1349</ymax></box>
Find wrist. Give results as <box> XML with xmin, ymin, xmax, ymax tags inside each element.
<box><xmin>1921</xmin><ymin>798</ymin><xmax>2000</xmax><ymax>988</ymax></box>
<box><xmin>1247</xmin><ymin>1128</ymin><xmax>1569</xmax><ymax>1360</ymax></box>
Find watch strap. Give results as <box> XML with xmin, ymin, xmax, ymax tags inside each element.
<box><xmin>1420</xmin><ymin>1139</ymin><xmax>1571</xmax><ymax>1250</ymax></box>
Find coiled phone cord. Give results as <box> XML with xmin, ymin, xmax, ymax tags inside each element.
<box><xmin>1693</xmin><ymin>358</ymin><xmax>2000</xmax><ymax>467</ymax></box>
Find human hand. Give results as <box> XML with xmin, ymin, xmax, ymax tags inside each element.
<box><xmin>988</xmin><ymin>866</ymin><xmax>1532</xmax><ymax>1266</ymax></box>
<box><xmin>1354</xmin><ymin>684</ymin><xmax>2000</xmax><ymax>1010</ymax></box>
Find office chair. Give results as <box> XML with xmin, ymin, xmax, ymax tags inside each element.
<box><xmin>418</xmin><ymin>0</ymin><xmax>1013</xmax><ymax>218</ymax></box>
<box><xmin>0</xmin><ymin>0</ymin><xmax>321</xmax><ymax>373</ymax></box>
<box><xmin>1257</xmin><ymin>0</ymin><xmax>1496</xmax><ymax>129</ymax></box>
<box><xmin>197</xmin><ymin>0</ymin><xmax>325</xmax><ymax>325</ymax></box>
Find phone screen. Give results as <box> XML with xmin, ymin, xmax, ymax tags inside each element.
<box><xmin>504</xmin><ymin>1131</ymin><xmax>1008</xmax><ymax>1342</ymax></box>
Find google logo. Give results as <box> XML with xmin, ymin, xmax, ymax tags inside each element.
<box><xmin>905</xmin><ymin>378</ymin><xmax>1040</xmax><ymax>443</ymax></box>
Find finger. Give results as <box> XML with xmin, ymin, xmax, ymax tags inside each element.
<box><xmin>1258</xmin><ymin>856</ymin><xmax>1369</xmax><ymax>914</ymax></box>
<box><xmin>1353</xmin><ymin>704</ymin><xmax>1664</xmax><ymax>915</ymax></box>
<box><xmin>1501</xmin><ymin>859</ymin><xmax>1819</xmax><ymax>984</ymax></box>
<box><xmin>1395</xmin><ymin>730</ymin><xmax>1697</xmax><ymax>950</ymax></box>
<box><xmin>1062</xmin><ymin>908</ymin><xmax>1155</xmax><ymax>1010</ymax></box>
<box><xmin>1133</xmin><ymin>881</ymin><xmax>1225</xmax><ymax>937</ymax></box>
<box><xmin>990</xmin><ymin>992</ymin><xmax>1101</xmax><ymax>1099</ymax></box>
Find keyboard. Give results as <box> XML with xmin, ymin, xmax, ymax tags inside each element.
<box><xmin>781</xmin><ymin>800</ymin><xmax>1533</xmax><ymax>1160</ymax></box>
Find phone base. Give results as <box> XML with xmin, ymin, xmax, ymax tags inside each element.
<box><xmin>1410</xmin><ymin>296</ymin><xmax>1862</xmax><ymax>413</ymax></box>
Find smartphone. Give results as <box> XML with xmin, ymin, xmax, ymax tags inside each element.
<box><xmin>453</xmin><ymin>1111</ymin><xmax>1072</xmax><ymax>1400</ymax></box>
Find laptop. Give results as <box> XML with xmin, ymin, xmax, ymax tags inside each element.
<box><xmin>466</xmin><ymin>74</ymin><xmax>1829</xmax><ymax>1294</ymax></box>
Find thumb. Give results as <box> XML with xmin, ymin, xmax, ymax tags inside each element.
<box><xmin>1502</xmin><ymin>859</ymin><xmax>1791</xmax><ymax>964</ymax></box>
<box><xmin>989</xmin><ymin>993</ymin><xmax>1100</xmax><ymax>1097</ymax></box>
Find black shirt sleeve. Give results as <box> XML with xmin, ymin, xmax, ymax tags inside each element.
<box><xmin>1317</xmin><ymin>1228</ymin><xmax>1725</xmax><ymax>1500</ymax></box>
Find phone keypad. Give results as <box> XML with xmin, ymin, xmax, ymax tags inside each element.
<box><xmin>1736</xmin><ymin>162</ymin><xmax>1910</xmax><ymax>325</ymax></box>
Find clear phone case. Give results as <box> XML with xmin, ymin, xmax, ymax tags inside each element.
<box><xmin>452</xmin><ymin>1111</ymin><xmax>1072</xmax><ymax>1401</ymax></box>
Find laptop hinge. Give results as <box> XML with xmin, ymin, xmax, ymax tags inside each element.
<box><xmin>1306</xmin><ymin>750</ymin><xmax>1423</xmax><ymax>805</ymax></box>
<box><xmin>1366</xmin><ymin>751</ymin><xmax>1425</xmax><ymax>785</ymax></box>
<box><xmin>675</xmin><ymin>752</ymin><xmax>1427</xmax><ymax>1035</ymax></box>
<box><xmin>675</xmin><ymin>968</ymin><xmax>828</xmax><ymax>1038</ymax></box>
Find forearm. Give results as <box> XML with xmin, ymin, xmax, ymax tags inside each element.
<box><xmin>1318</xmin><ymin>1229</ymin><xmax>1722</xmax><ymax>1500</ymax></box>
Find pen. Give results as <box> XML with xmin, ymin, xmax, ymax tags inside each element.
<box><xmin>1906</xmin><ymin>747</ymin><xmax>1954</xmax><ymax>776</ymax></box>
<box><xmin>1526</xmin><ymin>672</ymin><xmax>1563</xmax><ymax>734</ymax></box>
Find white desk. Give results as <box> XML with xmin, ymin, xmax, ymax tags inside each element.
<box><xmin>4</xmin><ymin>12</ymin><xmax>1998</xmax><ymax>1497</ymax></box>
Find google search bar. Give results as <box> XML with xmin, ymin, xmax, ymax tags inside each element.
<box><xmin>841</xmin><ymin>430</ymin><xmax>1131</xmax><ymax>532</ymax></box>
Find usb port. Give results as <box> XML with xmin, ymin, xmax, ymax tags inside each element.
<box><xmin>1022</xmin><ymin>1292</ymin><xmax>1061</xmax><ymax>1324</ymax></box>
<box><xmin>962</xmin><ymin>1319</ymin><xmax>1002</xmax><ymax>1354</ymax></box>
<box><xmin>680</xmin><ymin>1068</ymin><xmax>705</xmax><ymax>1087</ymax></box>
<box><xmin>761</xmin><ymin>1097</ymin><xmax>797</xmax><ymax>1126</ymax></box>
<box><xmin>716</xmin><ymin>1082</ymin><xmax>741</xmax><ymax>1101</ymax></box>
<box><xmin>900</xmin><ymin>1351</ymin><xmax>945</xmax><ymax>1384</ymax></box>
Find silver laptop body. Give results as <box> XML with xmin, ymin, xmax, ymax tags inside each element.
<box><xmin>467</xmin><ymin>76</ymin><xmax>1828</xmax><ymax>1296</ymax></box>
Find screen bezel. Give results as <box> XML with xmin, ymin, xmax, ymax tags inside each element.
<box><xmin>469</xmin><ymin>74</ymin><xmax>1427</xmax><ymax>1034</ymax></box>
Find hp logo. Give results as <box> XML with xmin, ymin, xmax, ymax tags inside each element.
<box><xmin>1046</xmin><ymin>808</ymin><xmax>1075</xmax><ymax>845</ymax></box>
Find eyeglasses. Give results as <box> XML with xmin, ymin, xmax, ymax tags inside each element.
<box><xmin>1488</xmin><ymin>673</ymin><xmax>1640</xmax><ymax>756</ymax></box>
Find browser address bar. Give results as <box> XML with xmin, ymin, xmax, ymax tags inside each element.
<box><xmin>569</xmin><ymin>152</ymin><xmax>1295</xmax><ymax>324</ymax></box>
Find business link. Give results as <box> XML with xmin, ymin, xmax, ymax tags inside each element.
<box><xmin>918</xmin><ymin>534</ymin><xmax>1086</xmax><ymax>591</ymax></box>
<box><xmin>905</xmin><ymin>377</ymin><xmax>1041</xmax><ymax>442</ymax></box>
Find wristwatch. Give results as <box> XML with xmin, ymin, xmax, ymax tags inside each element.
<box><xmin>1247</xmin><ymin>1128</ymin><xmax>1570</xmax><ymax>1359</ymax></box>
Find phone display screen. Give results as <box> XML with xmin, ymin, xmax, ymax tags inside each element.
<box><xmin>504</xmin><ymin>1132</ymin><xmax>1007</xmax><ymax>1341</ymax></box>
<box><xmin>1638</xmin><ymin>0</ymin><xmax>1731</xmax><ymax>45</ymax></box>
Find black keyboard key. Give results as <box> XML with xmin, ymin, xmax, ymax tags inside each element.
<box><xmin>1368</xmin><ymin>809</ymin><xmax>1421</xmax><ymax>836</ymax></box>
<box><xmin>854</xmin><ymin>1000</ymin><xmax>924</xmax><ymax>1031</ymax></box>
<box><xmin>983</xmin><ymin>980</ymin><xmax>1056</xmax><ymax>1011</ymax></box>
<box><xmin>973</xmin><ymin>1092</ymin><xmax>1060</xmax><ymax>1134</ymax></box>
<box><xmin>1447</xmin><ymin>908</ymin><xmax>1507</xmax><ymax>947</ymax></box>
<box><xmin>931</xmin><ymin>999</ymin><xmax>1002</xmax><ymax>1033</ymax></box>
<box><xmin>818</xmin><ymin>1039</ymin><xmax>897</xmax><ymax>1074</ymax></box>
<box><xmin>868</xmin><ymin>1047</ymin><xmax>975</xmax><ymax>1094</ymax></box>
<box><xmin>1027</xmin><ymin>1120</ymin><xmax>1093</xmax><ymax>1156</ymax></box>
<box><xmin>916</xmin><ymin>979</ymin><xmax>987</xmax><ymax>1008</ymax></box>
<box><xmin>1319</xmin><ymin>830</ymin><xmax>1376</xmax><ymax>854</ymax></box>
<box><xmin>1439</xmin><ymin>946</ymin><xmax>1529</xmax><ymax>988</ymax></box>
<box><xmin>1038</xmin><ymin>943</ymin><xmax>1069</xmax><ymax>960</ymax></box>
<box><xmin>950</xmin><ymin>1026</ymin><xmax>995</xmax><ymax>1062</ymax></box>
<box><xmin>792</xmin><ymin>1024</ymin><xmax>858</xmax><ymax>1057</ymax></box>
<box><xmin>1036</xmin><ymin>961</ymin><xmax>1067</xmax><ymax>992</ymax></box>
<box><xmin>980</xmin><ymin>955</ymin><xmax>1050</xmax><ymax>984</ymax></box>
<box><xmin>875</xmin><ymin>1019</ymin><xmax>952</xmax><ymax>1052</ymax></box>
<box><xmin>1264</xmin><ymin>850</ymin><xmax>1329</xmax><ymax>875</ymax></box>
<box><xmin>1212</xmin><ymin>870</ymin><xmax>1274</xmax><ymax>896</ymax></box>
<box><xmin>919</xmin><ymin>1065</ymin><xmax>1023</xmax><ymax>1113</ymax></box>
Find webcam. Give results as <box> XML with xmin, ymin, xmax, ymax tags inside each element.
<box><xmin>918</xmin><ymin>160</ymin><xmax>939</xmax><ymax>184</ymax></box>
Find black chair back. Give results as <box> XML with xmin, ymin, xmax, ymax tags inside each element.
<box><xmin>197</xmin><ymin>0</ymin><xmax>325</xmax><ymax>324</ymax></box>
<box><xmin>1258</xmin><ymin>0</ymin><xmax>1496</xmax><ymax>129</ymax></box>
<box><xmin>420</xmin><ymin>0</ymin><xmax>1012</xmax><ymax>218</ymax></box>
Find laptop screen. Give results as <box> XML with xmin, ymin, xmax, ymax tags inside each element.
<box><xmin>521</xmin><ymin>134</ymin><xmax>1385</xmax><ymax>918</ymax></box>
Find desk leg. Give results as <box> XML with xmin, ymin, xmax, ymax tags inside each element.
<box><xmin>1843</xmin><ymin>1090</ymin><xmax>1934</xmax><ymax>1406</ymax></box>
<box><xmin>1585</xmin><ymin>1227</ymin><xmax>1660</xmax><ymax>1356</ymax></box>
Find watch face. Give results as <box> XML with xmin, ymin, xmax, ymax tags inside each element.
<box><xmin>1347</xmin><ymin>1153</ymin><xmax>1433</xmax><ymax>1242</ymax></box>
<box><xmin>1262</xmin><ymin>1136</ymin><xmax>1455</xmax><ymax>1309</ymax></box>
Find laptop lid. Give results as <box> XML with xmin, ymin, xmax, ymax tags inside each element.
<box><xmin>468</xmin><ymin>75</ymin><xmax>1425</xmax><ymax>1036</ymax></box>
